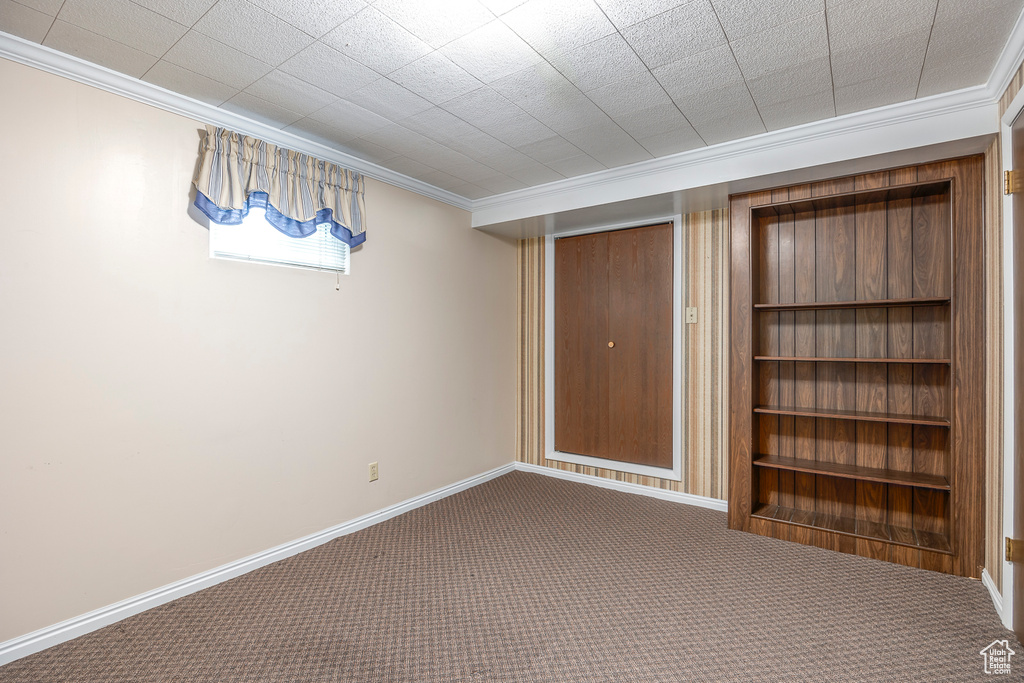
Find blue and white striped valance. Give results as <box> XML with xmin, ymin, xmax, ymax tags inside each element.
<box><xmin>192</xmin><ymin>126</ymin><xmax>366</xmax><ymax>247</ymax></box>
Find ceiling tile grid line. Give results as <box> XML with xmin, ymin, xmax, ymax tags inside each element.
<box><xmin>4</xmin><ymin>0</ymin><xmax>1024</xmax><ymax>199</ymax></box>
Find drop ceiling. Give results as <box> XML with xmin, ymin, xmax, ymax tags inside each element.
<box><xmin>2</xmin><ymin>0</ymin><xmax>1022</xmax><ymax>203</ymax></box>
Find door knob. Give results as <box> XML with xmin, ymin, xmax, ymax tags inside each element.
<box><xmin>608</xmin><ymin>341</ymin><xmax>615</xmax><ymax>348</ymax></box>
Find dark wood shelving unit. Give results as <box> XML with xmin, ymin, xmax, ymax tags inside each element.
<box><xmin>728</xmin><ymin>157</ymin><xmax>985</xmax><ymax>578</ymax></box>
<box><xmin>751</xmin><ymin>504</ymin><xmax>952</xmax><ymax>553</ymax></box>
<box><xmin>752</xmin><ymin>455</ymin><xmax>950</xmax><ymax>490</ymax></box>
<box><xmin>754</xmin><ymin>356</ymin><xmax>951</xmax><ymax>364</ymax></box>
<box><xmin>753</xmin><ymin>296</ymin><xmax>950</xmax><ymax>311</ymax></box>
<box><xmin>753</xmin><ymin>405</ymin><xmax>950</xmax><ymax>427</ymax></box>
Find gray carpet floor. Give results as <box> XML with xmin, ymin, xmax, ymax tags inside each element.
<box><xmin>0</xmin><ymin>470</ymin><xmax>1018</xmax><ymax>681</ymax></box>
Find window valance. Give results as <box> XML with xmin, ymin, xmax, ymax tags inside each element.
<box><xmin>192</xmin><ymin>125</ymin><xmax>366</xmax><ymax>247</ymax></box>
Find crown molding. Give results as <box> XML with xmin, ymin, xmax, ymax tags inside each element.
<box><xmin>470</xmin><ymin>85</ymin><xmax>997</xmax><ymax>227</ymax></box>
<box><xmin>0</xmin><ymin>32</ymin><xmax>473</xmax><ymax>212</ymax></box>
<box><xmin>987</xmin><ymin>4</ymin><xmax>1024</xmax><ymax>103</ymax></box>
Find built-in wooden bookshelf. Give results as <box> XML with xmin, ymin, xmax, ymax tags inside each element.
<box><xmin>728</xmin><ymin>158</ymin><xmax>985</xmax><ymax>578</ymax></box>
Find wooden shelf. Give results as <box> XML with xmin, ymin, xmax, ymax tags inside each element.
<box><xmin>753</xmin><ymin>455</ymin><xmax>950</xmax><ymax>490</ymax></box>
<box><xmin>753</xmin><ymin>296</ymin><xmax>950</xmax><ymax>311</ymax></box>
<box><xmin>752</xmin><ymin>504</ymin><xmax>952</xmax><ymax>554</ymax></box>
<box><xmin>754</xmin><ymin>405</ymin><xmax>949</xmax><ymax>427</ymax></box>
<box><xmin>754</xmin><ymin>356</ymin><xmax>950</xmax><ymax>365</ymax></box>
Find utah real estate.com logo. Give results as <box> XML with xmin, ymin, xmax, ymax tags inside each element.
<box><xmin>981</xmin><ymin>640</ymin><xmax>1015</xmax><ymax>675</ymax></box>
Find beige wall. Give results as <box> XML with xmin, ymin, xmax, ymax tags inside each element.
<box><xmin>0</xmin><ymin>58</ymin><xmax>516</xmax><ymax>642</ymax></box>
<box><xmin>516</xmin><ymin>210</ymin><xmax>729</xmax><ymax>499</ymax></box>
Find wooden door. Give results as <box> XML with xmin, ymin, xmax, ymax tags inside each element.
<box><xmin>1013</xmin><ymin>111</ymin><xmax>1024</xmax><ymax>641</ymax></box>
<box><xmin>554</xmin><ymin>223</ymin><xmax>673</xmax><ymax>468</ymax></box>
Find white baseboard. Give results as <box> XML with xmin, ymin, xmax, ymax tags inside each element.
<box><xmin>514</xmin><ymin>461</ymin><xmax>728</xmax><ymax>512</ymax></box>
<box><xmin>0</xmin><ymin>463</ymin><xmax>515</xmax><ymax>667</ymax></box>
<box><xmin>982</xmin><ymin>568</ymin><xmax>1010</xmax><ymax>628</ymax></box>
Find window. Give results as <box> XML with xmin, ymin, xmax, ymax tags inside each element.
<box><xmin>209</xmin><ymin>208</ymin><xmax>350</xmax><ymax>275</ymax></box>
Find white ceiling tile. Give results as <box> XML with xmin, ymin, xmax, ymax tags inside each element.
<box><xmin>142</xmin><ymin>60</ymin><xmax>238</xmax><ymax>105</ymax></box>
<box><xmin>131</xmin><ymin>0</ymin><xmax>218</xmax><ymax>25</ymax></box>
<box><xmin>505</xmin><ymin>160</ymin><xmax>565</xmax><ymax>185</ymax></box>
<box><xmin>437</xmin><ymin>155</ymin><xmax>504</xmax><ymax>180</ymax></box>
<box><xmin>243</xmin><ymin>69</ymin><xmax>338</xmax><ymax>116</ymax></box>
<box><xmin>501</xmin><ymin>0</ymin><xmax>616</xmax><ymax>58</ymax></box>
<box><xmin>473</xmin><ymin>174</ymin><xmax>527</xmax><ymax>193</ymax></box>
<box><xmin>826</xmin><ymin>0</ymin><xmax>937</xmax><ymax>54</ymax></box>
<box><xmin>11</xmin><ymin>0</ymin><xmax>63</xmax><ymax>15</ymax></box>
<box><xmin>730</xmin><ymin>12</ymin><xmax>828</xmax><ymax>80</ymax></box>
<box><xmin>621</xmin><ymin>0</ymin><xmax>726</xmax><ymax>70</ymax></box>
<box><xmin>830</xmin><ymin>29</ymin><xmax>930</xmax><ymax>87</ymax></box>
<box><xmin>43</xmin><ymin>20</ymin><xmax>158</xmax><ymax>77</ymax></box>
<box><xmin>472</xmin><ymin>147</ymin><xmax>543</xmax><ymax>174</ymax></box>
<box><xmin>321</xmin><ymin>7</ymin><xmax>431</xmax><ymax>74</ymax></box>
<box><xmin>547</xmin><ymin>33</ymin><xmax>648</xmax><ymax>92</ymax></box>
<box><xmin>248</xmin><ymin>0</ymin><xmax>366</xmax><ymax>38</ymax></box>
<box><xmin>637</xmin><ymin>128</ymin><xmax>705</xmax><ymax>157</ymax></box>
<box><xmin>516</xmin><ymin>135</ymin><xmax>584</xmax><ymax>164</ymax></box>
<box><xmin>163</xmin><ymin>31</ymin><xmax>273</xmax><ymax>90</ymax></box>
<box><xmin>284</xmin><ymin>117</ymin><xmax>362</xmax><ymax>146</ymax></box>
<box><xmin>337</xmin><ymin>137</ymin><xmax>401</xmax><ymax>163</ymax></box>
<box><xmin>307</xmin><ymin>99</ymin><xmax>393</xmax><ymax>138</ymax></box>
<box><xmin>711</xmin><ymin>0</ymin><xmax>822</xmax><ymax>41</ymax></box>
<box><xmin>440</xmin><ymin>87</ymin><xmax>522</xmax><ymax>127</ymax></box>
<box><xmin>441</xmin><ymin>19</ymin><xmax>543</xmax><ymax>83</ymax></box>
<box><xmin>446</xmin><ymin>182</ymin><xmax>491</xmax><ymax>199</ymax></box>
<box><xmin>918</xmin><ymin>0</ymin><xmax>1024</xmax><ymax>97</ymax></box>
<box><xmin>745</xmin><ymin>55</ymin><xmax>832</xmax><ymax>107</ymax></box>
<box><xmin>345</xmin><ymin>78</ymin><xmax>433</xmax><ymax>120</ymax></box>
<box><xmin>0</xmin><ymin>0</ymin><xmax>54</xmax><ymax>42</ymax></box>
<box><xmin>57</xmin><ymin>0</ymin><xmax>187</xmax><ymax>56</ymax></box>
<box><xmin>390</xmin><ymin>52</ymin><xmax>482</xmax><ymax>105</ymax></box>
<box><xmin>586</xmin><ymin>72</ymin><xmax>672</xmax><ymax>118</ymax></box>
<box><xmin>653</xmin><ymin>44</ymin><xmax>745</xmax><ymax>102</ymax></box>
<box><xmin>193</xmin><ymin>0</ymin><xmax>314</xmax><ymax>65</ymax></box>
<box><xmin>374</xmin><ymin>0</ymin><xmax>494</xmax><ymax>48</ymax></box>
<box><xmin>360</xmin><ymin>123</ymin><xmax>438</xmax><ymax>155</ymax></box>
<box><xmin>491</xmin><ymin>61</ymin><xmax>607</xmax><ymax>134</ymax></box>
<box><xmin>278</xmin><ymin>41</ymin><xmax>378</xmax><ymax>97</ymax></box>
<box><xmin>834</xmin><ymin>72</ymin><xmax>919</xmax><ymax>116</ymax></box>
<box><xmin>559</xmin><ymin>118</ymin><xmax>652</xmax><ymax>167</ymax></box>
<box><xmin>690</xmin><ymin>107</ymin><xmax>765</xmax><ymax>145</ymax></box>
<box><xmin>612</xmin><ymin>101</ymin><xmax>694</xmax><ymax>140</ymax></box>
<box><xmin>477</xmin><ymin>0</ymin><xmax>527</xmax><ymax>14</ymax></box>
<box><xmin>546</xmin><ymin>153</ymin><xmax>605</xmax><ymax>177</ymax></box>
<box><xmin>486</xmin><ymin>112</ymin><xmax>557</xmax><ymax>147</ymax></box>
<box><xmin>416</xmin><ymin>167</ymin><xmax>469</xmax><ymax>189</ymax></box>
<box><xmin>382</xmin><ymin>155</ymin><xmax>438</xmax><ymax>180</ymax></box>
<box><xmin>594</xmin><ymin>0</ymin><xmax>686</xmax><ymax>29</ymax></box>
<box><xmin>758</xmin><ymin>88</ymin><xmax>834</xmax><ymax>130</ymax></box>
<box><xmin>221</xmin><ymin>91</ymin><xmax>304</xmax><ymax>126</ymax></box>
<box><xmin>398</xmin><ymin>106</ymin><xmax>481</xmax><ymax>144</ymax></box>
<box><xmin>443</xmin><ymin>130</ymin><xmax>518</xmax><ymax>161</ymax></box>
<box><xmin>677</xmin><ymin>84</ymin><xmax>765</xmax><ymax>140</ymax></box>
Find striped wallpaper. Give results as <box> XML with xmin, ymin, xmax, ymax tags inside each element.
<box><xmin>981</xmin><ymin>59</ymin><xmax>1024</xmax><ymax>593</ymax></box>
<box><xmin>516</xmin><ymin>210</ymin><xmax>730</xmax><ymax>500</ymax></box>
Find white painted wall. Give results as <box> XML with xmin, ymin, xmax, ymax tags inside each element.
<box><xmin>0</xmin><ymin>58</ymin><xmax>516</xmax><ymax>643</ymax></box>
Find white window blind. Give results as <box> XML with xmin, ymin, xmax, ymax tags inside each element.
<box><xmin>209</xmin><ymin>209</ymin><xmax>350</xmax><ymax>274</ymax></box>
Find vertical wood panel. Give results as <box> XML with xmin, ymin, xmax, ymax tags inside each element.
<box><xmin>554</xmin><ymin>233</ymin><xmax>610</xmax><ymax>458</ymax></box>
<box><xmin>608</xmin><ymin>224</ymin><xmax>674</xmax><ymax>468</ymax></box>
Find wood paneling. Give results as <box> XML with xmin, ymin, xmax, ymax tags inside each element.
<box><xmin>730</xmin><ymin>158</ymin><xmax>985</xmax><ymax>577</ymax></box>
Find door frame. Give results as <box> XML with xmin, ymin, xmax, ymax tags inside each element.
<box><xmin>544</xmin><ymin>214</ymin><xmax>684</xmax><ymax>481</ymax></box>
<box><xmin>999</xmin><ymin>89</ymin><xmax>1024</xmax><ymax>629</ymax></box>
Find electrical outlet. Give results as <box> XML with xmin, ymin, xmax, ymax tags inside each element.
<box><xmin>368</xmin><ymin>462</ymin><xmax>378</xmax><ymax>482</ymax></box>
<box><xmin>686</xmin><ymin>307</ymin><xmax>698</xmax><ymax>324</ymax></box>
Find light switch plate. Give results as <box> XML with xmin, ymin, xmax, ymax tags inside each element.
<box><xmin>685</xmin><ymin>307</ymin><xmax>698</xmax><ymax>324</ymax></box>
